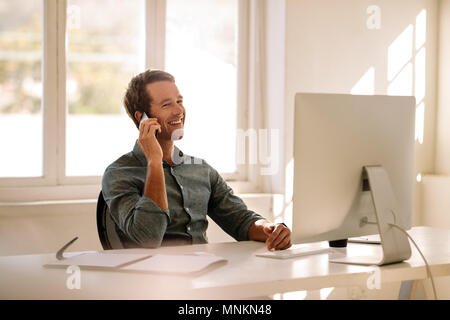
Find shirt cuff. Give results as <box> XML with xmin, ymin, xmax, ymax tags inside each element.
<box><xmin>135</xmin><ymin>195</ymin><xmax>171</xmax><ymax>223</ymax></box>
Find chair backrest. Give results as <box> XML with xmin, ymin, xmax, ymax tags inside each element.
<box><xmin>96</xmin><ymin>191</ymin><xmax>124</xmax><ymax>250</ymax></box>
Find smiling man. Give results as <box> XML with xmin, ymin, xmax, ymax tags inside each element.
<box><xmin>102</xmin><ymin>69</ymin><xmax>291</xmax><ymax>250</ymax></box>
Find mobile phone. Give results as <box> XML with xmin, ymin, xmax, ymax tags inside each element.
<box><xmin>140</xmin><ymin>112</ymin><xmax>158</xmax><ymax>138</ymax></box>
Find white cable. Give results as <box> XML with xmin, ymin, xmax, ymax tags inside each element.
<box><xmin>388</xmin><ymin>223</ymin><xmax>438</xmax><ymax>300</ymax></box>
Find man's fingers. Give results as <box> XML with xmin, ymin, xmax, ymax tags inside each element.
<box><xmin>266</xmin><ymin>228</ymin><xmax>280</xmax><ymax>249</ymax></box>
<box><xmin>279</xmin><ymin>239</ymin><xmax>292</xmax><ymax>250</ymax></box>
<box><xmin>285</xmin><ymin>241</ymin><xmax>292</xmax><ymax>250</ymax></box>
<box><xmin>274</xmin><ymin>233</ymin><xmax>291</xmax><ymax>250</ymax></box>
<box><xmin>139</xmin><ymin>120</ymin><xmax>146</xmax><ymax>139</ymax></box>
<box><xmin>266</xmin><ymin>225</ymin><xmax>284</xmax><ymax>248</ymax></box>
<box><xmin>270</xmin><ymin>225</ymin><xmax>284</xmax><ymax>239</ymax></box>
<box><xmin>139</xmin><ymin>118</ymin><xmax>159</xmax><ymax>131</ymax></box>
<box><xmin>148</xmin><ymin>124</ymin><xmax>161</xmax><ymax>136</ymax></box>
<box><xmin>140</xmin><ymin>121</ymin><xmax>160</xmax><ymax>136</ymax></box>
<box><xmin>270</xmin><ymin>229</ymin><xmax>290</xmax><ymax>249</ymax></box>
<box><xmin>271</xmin><ymin>229</ymin><xmax>289</xmax><ymax>248</ymax></box>
<box><xmin>263</xmin><ymin>226</ymin><xmax>274</xmax><ymax>236</ymax></box>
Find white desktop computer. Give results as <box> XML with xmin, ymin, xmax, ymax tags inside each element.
<box><xmin>291</xmin><ymin>93</ymin><xmax>416</xmax><ymax>266</ymax></box>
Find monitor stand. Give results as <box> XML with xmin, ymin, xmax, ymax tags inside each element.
<box><xmin>329</xmin><ymin>166</ymin><xmax>412</xmax><ymax>266</ymax></box>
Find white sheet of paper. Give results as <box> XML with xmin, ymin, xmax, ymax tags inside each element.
<box><xmin>121</xmin><ymin>254</ymin><xmax>227</xmax><ymax>274</ymax></box>
<box><xmin>44</xmin><ymin>252</ymin><xmax>152</xmax><ymax>268</ymax></box>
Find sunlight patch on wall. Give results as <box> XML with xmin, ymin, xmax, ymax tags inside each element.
<box><xmin>285</xmin><ymin>159</ymin><xmax>294</xmax><ymax>204</ymax></box>
<box><xmin>415</xmin><ymin>102</ymin><xmax>425</xmax><ymax>144</ymax></box>
<box><xmin>388</xmin><ymin>62</ymin><xmax>413</xmax><ymax>96</ymax></box>
<box><xmin>320</xmin><ymin>287</ymin><xmax>335</xmax><ymax>300</ymax></box>
<box><xmin>351</xmin><ymin>67</ymin><xmax>375</xmax><ymax>95</ymax></box>
<box><xmin>388</xmin><ymin>25</ymin><xmax>413</xmax><ymax>82</ymax></box>
<box><xmin>415</xmin><ymin>9</ymin><xmax>427</xmax><ymax>50</ymax></box>
<box><xmin>415</xmin><ymin>47</ymin><xmax>426</xmax><ymax>103</ymax></box>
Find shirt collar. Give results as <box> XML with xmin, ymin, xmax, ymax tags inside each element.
<box><xmin>132</xmin><ymin>140</ymin><xmax>186</xmax><ymax>167</ymax></box>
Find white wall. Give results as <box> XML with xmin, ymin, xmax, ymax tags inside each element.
<box><xmin>435</xmin><ymin>0</ymin><xmax>450</xmax><ymax>174</ymax></box>
<box><xmin>282</xmin><ymin>0</ymin><xmax>439</xmax><ymax>226</ymax></box>
<box><xmin>420</xmin><ymin>0</ymin><xmax>450</xmax><ymax>229</ymax></box>
<box><xmin>421</xmin><ymin>176</ymin><xmax>450</xmax><ymax>227</ymax></box>
<box><xmin>0</xmin><ymin>201</ymin><xmax>101</xmax><ymax>256</ymax></box>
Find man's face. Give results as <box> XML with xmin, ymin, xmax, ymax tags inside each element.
<box><xmin>146</xmin><ymin>81</ymin><xmax>185</xmax><ymax>140</ymax></box>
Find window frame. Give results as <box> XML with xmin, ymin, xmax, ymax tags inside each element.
<box><xmin>0</xmin><ymin>0</ymin><xmax>259</xmax><ymax>199</ymax></box>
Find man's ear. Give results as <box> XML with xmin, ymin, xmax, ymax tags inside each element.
<box><xmin>134</xmin><ymin>111</ymin><xmax>142</xmax><ymax>123</ymax></box>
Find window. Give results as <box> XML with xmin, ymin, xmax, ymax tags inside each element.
<box><xmin>165</xmin><ymin>0</ymin><xmax>238</xmax><ymax>174</ymax></box>
<box><xmin>0</xmin><ymin>0</ymin><xmax>43</xmax><ymax>177</ymax></box>
<box><xmin>0</xmin><ymin>0</ymin><xmax>250</xmax><ymax>196</ymax></box>
<box><xmin>65</xmin><ymin>0</ymin><xmax>145</xmax><ymax>176</ymax></box>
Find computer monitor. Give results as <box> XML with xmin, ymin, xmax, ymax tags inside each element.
<box><xmin>292</xmin><ymin>93</ymin><xmax>416</xmax><ymax>265</ymax></box>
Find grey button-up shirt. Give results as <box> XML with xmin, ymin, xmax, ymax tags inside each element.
<box><xmin>101</xmin><ymin>141</ymin><xmax>264</xmax><ymax>248</ymax></box>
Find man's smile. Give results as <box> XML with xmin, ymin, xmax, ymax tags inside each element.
<box><xmin>168</xmin><ymin>116</ymin><xmax>184</xmax><ymax>126</ymax></box>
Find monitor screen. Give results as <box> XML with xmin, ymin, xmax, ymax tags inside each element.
<box><xmin>291</xmin><ymin>93</ymin><xmax>415</xmax><ymax>244</ymax></box>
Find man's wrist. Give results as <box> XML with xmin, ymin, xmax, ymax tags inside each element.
<box><xmin>248</xmin><ymin>219</ymin><xmax>274</xmax><ymax>242</ymax></box>
<box><xmin>147</xmin><ymin>158</ymin><xmax>163</xmax><ymax>168</ymax></box>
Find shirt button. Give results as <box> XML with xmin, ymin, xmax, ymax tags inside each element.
<box><xmin>180</xmin><ymin>185</ymin><xmax>183</xmax><ymax>190</ymax></box>
<box><xmin>187</xmin><ymin>226</ymin><xmax>191</xmax><ymax>231</ymax></box>
<box><xmin>185</xmin><ymin>207</ymin><xmax>190</xmax><ymax>213</ymax></box>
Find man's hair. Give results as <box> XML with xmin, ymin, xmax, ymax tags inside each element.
<box><xmin>123</xmin><ymin>69</ymin><xmax>175</xmax><ymax>129</ymax></box>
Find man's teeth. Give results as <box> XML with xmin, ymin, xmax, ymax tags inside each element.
<box><xmin>169</xmin><ymin>119</ymin><xmax>183</xmax><ymax>125</ymax></box>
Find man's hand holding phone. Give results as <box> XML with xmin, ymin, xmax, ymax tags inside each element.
<box><xmin>138</xmin><ymin>113</ymin><xmax>163</xmax><ymax>164</ymax></box>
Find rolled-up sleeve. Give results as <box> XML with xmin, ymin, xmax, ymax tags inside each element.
<box><xmin>207</xmin><ymin>165</ymin><xmax>265</xmax><ymax>241</ymax></box>
<box><xmin>102</xmin><ymin>167</ymin><xmax>170</xmax><ymax>248</ymax></box>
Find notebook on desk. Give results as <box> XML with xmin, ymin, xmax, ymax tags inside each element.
<box><xmin>43</xmin><ymin>252</ymin><xmax>227</xmax><ymax>274</ymax></box>
<box><xmin>44</xmin><ymin>252</ymin><xmax>152</xmax><ymax>269</ymax></box>
<box><xmin>121</xmin><ymin>254</ymin><xmax>227</xmax><ymax>274</ymax></box>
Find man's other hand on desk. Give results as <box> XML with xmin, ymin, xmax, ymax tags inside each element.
<box><xmin>248</xmin><ymin>219</ymin><xmax>292</xmax><ymax>251</ymax></box>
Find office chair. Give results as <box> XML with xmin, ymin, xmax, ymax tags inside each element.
<box><xmin>96</xmin><ymin>191</ymin><xmax>125</xmax><ymax>250</ymax></box>
<box><xmin>96</xmin><ymin>192</ymin><xmax>202</xmax><ymax>249</ymax></box>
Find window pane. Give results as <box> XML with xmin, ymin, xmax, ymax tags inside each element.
<box><xmin>66</xmin><ymin>0</ymin><xmax>145</xmax><ymax>176</ymax></box>
<box><xmin>0</xmin><ymin>0</ymin><xmax>43</xmax><ymax>177</ymax></box>
<box><xmin>166</xmin><ymin>0</ymin><xmax>238</xmax><ymax>173</ymax></box>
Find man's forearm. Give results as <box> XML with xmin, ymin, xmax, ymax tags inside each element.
<box><xmin>143</xmin><ymin>160</ymin><xmax>168</xmax><ymax>210</ymax></box>
<box><xmin>248</xmin><ymin>219</ymin><xmax>272</xmax><ymax>241</ymax></box>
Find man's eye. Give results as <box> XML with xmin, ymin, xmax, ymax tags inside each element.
<box><xmin>177</xmin><ymin>100</ymin><xmax>183</xmax><ymax>104</ymax></box>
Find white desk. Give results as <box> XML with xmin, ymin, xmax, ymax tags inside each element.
<box><xmin>0</xmin><ymin>227</ymin><xmax>449</xmax><ymax>299</ymax></box>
